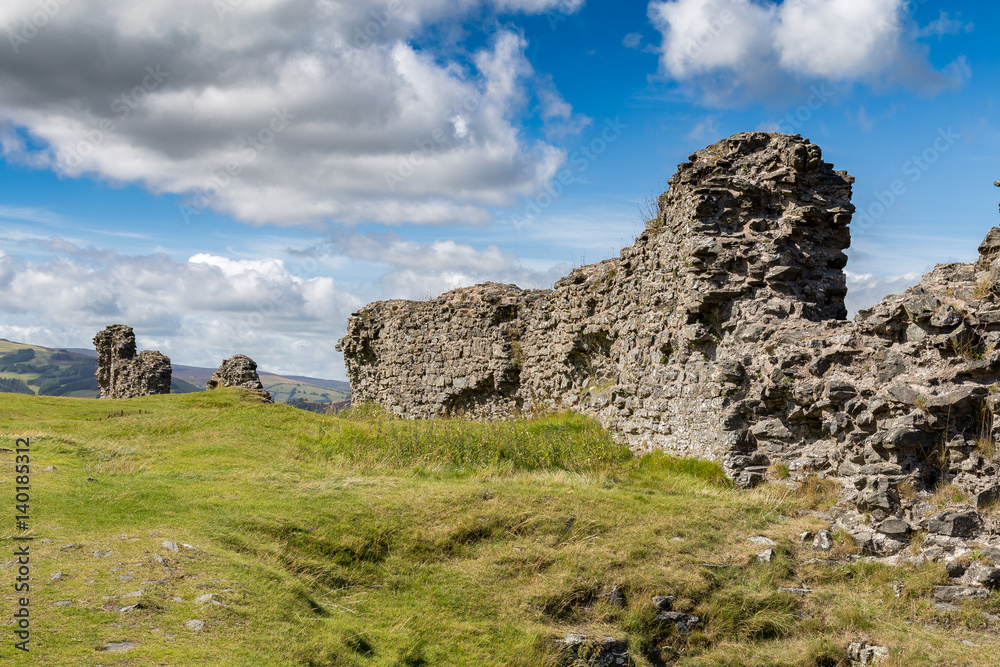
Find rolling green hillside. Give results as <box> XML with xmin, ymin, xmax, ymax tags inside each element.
<box><xmin>1</xmin><ymin>391</ymin><xmax>998</xmax><ymax>665</ymax></box>
<box><xmin>0</xmin><ymin>340</ymin><xmax>99</xmax><ymax>398</ymax></box>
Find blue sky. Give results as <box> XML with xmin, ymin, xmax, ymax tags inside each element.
<box><xmin>0</xmin><ymin>0</ymin><xmax>997</xmax><ymax>379</ymax></box>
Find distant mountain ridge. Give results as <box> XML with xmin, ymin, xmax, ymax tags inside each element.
<box><xmin>4</xmin><ymin>339</ymin><xmax>349</xmax><ymax>406</ymax></box>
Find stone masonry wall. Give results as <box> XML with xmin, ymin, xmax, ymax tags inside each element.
<box><xmin>338</xmin><ymin>132</ymin><xmax>853</xmax><ymax>462</ymax></box>
<box><xmin>339</xmin><ymin>151</ymin><xmax>1000</xmax><ymax>562</ymax></box>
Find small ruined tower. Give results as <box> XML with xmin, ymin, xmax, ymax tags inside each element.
<box><xmin>93</xmin><ymin>325</ymin><xmax>172</xmax><ymax>398</ymax></box>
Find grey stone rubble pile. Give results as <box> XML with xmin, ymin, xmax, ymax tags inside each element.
<box><xmin>339</xmin><ymin>133</ymin><xmax>1000</xmax><ymax>575</ymax></box>
<box><xmin>206</xmin><ymin>354</ymin><xmax>272</xmax><ymax>402</ymax></box>
<box><xmin>93</xmin><ymin>324</ymin><xmax>171</xmax><ymax>398</ymax></box>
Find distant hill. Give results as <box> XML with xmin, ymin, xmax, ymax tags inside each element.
<box><xmin>3</xmin><ymin>339</ymin><xmax>349</xmax><ymax>409</ymax></box>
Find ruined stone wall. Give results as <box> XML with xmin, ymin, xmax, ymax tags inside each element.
<box><xmin>94</xmin><ymin>324</ymin><xmax>172</xmax><ymax>398</ymax></box>
<box><xmin>338</xmin><ymin>157</ymin><xmax>1000</xmax><ymax>560</ymax></box>
<box><xmin>338</xmin><ymin>132</ymin><xmax>854</xmax><ymax>461</ymax></box>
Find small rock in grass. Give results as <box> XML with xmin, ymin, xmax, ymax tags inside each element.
<box><xmin>654</xmin><ymin>611</ymin><xmax>702</xmax><ymax>634</ymax></box>
<box><xmin>933</xmin><ymin>586</ymin><xmax>989</xmax><ymax>602</ymax></box>
<box><xmin>757</xmin><ymin>549</ymin><xmax>776</xmax><ymax>563</ymax></box>
<box><xmin>598</xmin><ymin>584</ymin><xmax>626</xmax><ymax>608</ymax></box>
<box><xmin>652</xmin><ymin>595</ymin><xmax>674</xmax><ymax>611</ymax></box>
<box><xmin>51</xmin><ymin>600</ymin><xmax>71</xmax><ymax>606</ymax></box>
<box><xmin>102</xmin><ymin>642</ymin><xmax>135</xmax><ymax>652</ymax></box>
<box><xmin>185</xmin><ymin>619</ymin><xmax>206</xmax><ymax>633</ymax></box>
<box><xmin>161</xmin><ymin>541</ymin><xmax>179</xmax><ymax>552</ymax></box>
<box><xmin>813</xmin><ymin>530</ymin><xmax>834</xmax><ymax>551</ymax></box>
<box><xmin>847</xmin><ymin>642</ymin><xmax>889</xmax><ymax>666</ymax></box>
<box><xmin>51</xmin><ymin>571</ymin><xmax>63</xmax><ymax>582</ymax></box>
<box><xmin>778</xmin><ymin>587</ymin><xmax>813</xmax><ymax>595</ymax></box>
<box><xmin>560</xmin><ymin>634</ymin><xmax>631</xmax><ymax>665</ymax></box>
<box><xmin>747</xmin><ymin>536</ymin><xmax>777</xmax><ymax>547</ymax></box>
<box><xmin>122</xmin><ymin>590</ymin><xmax>145</xmax><ymax>598</ymax></box>
<box><xmin>195</xmin><ymin>594</ymin><xmax>216</xmax><ymax>604</ymax></box>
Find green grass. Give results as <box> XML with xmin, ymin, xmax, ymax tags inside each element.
<box><xmin>1</xmin><ymin>390</ymin><xmax>999</xmax><ymax>665</ymax></box>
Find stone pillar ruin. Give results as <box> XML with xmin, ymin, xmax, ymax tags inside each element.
<box><xmin>93</xmin><ymin>324</ymin><xmax>172</xmax><ymax>398</ymax></box>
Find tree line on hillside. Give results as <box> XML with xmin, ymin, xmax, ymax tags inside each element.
<box><xmin>0</xmin><ymin>377</ymin><xmax>34</xmax><ymax>394</ymax></box>
<box><xmin>0</xmin><ymin>348</ymin><xmax>99</xmax><ymax>396</ymax></box>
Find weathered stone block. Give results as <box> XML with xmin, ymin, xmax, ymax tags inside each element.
<box><xmin>928</xmin><ymin>511</ymin><xmax>981</xmax><ymax>538</ymax></box>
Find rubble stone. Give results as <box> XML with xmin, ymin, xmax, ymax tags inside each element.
<box><xmin>207</xmin><ymin>354</ymin><xmax>272</xmax><ymax>402</ymax></box>
<box><xmin>560</xmin><ymin>634</ymin><xmax>632</xmax><ymax>666</ymax></box>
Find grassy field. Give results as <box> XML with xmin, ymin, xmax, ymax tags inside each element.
<box><xmin>1</xmin><ymin>390</ymin><xmax>999</xmax><ymax>666</ymax></box>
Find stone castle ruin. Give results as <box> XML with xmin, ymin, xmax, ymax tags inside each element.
<box><xmin>93</xmin><ymin>324</ymin><xmax>172</xmax><ymax>398</ymax></box>
<box><xmin>339</xmin><ymin>132</ymin><xmax>1000</xmax><ymax>558</ymax></box>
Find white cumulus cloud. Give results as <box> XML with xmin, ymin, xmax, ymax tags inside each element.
<box><xmin>0</xmin><ymin>0</ymin><xmax>587</xmax><ymax>227</ymax></box>
<box><xmin>648</xmin><ymin>0</ymin><xmax>970</xmax><ymax>104</ymax></box>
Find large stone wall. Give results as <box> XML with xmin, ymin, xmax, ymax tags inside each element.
<box><xmin>338</xmin><ymin>132</ymin><xmax>853</xmax><ymax>461</ymax></box>
<box><xmin>338</xmin><ymin>132</ymin><xmax>1000</xmax><ymax>556</ymax></box>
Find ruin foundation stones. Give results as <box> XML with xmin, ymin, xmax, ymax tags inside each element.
<box><xmin>207</xmin><ymin>354</ymin><xmax>273</xmax><ymax>402</ymax></box>
<box><xmin>93</xmin><ymin>324</ymin><xmax>172</xmax><ymax>398</ymax></box>
<box><xmin>338</xmin><ymin>132</ymin><xmax>1000</xmax><ymax>564</ymax></box>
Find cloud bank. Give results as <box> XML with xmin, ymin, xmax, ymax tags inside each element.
<box><xmin>0</xmin><ymin>227</ymin><xmax>568</xmax><ymax>378</ymax></box>
<box><xmin>0</xmin><ymin>0</ymin><xmax>588</xmax><ymax>227</ymax></box>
